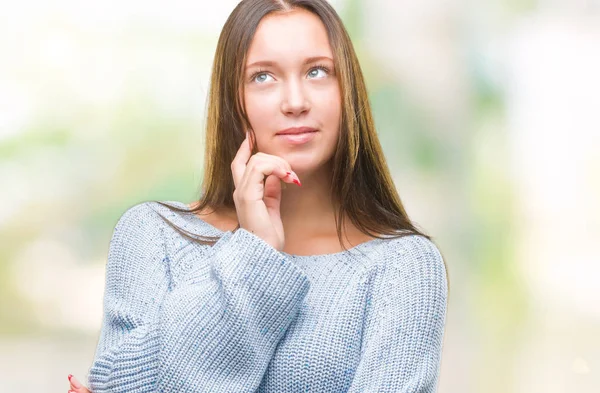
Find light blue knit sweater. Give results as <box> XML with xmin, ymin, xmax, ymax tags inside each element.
<box><xmin>87</xmin><ymin>200</ymin><xmax>448</xmax><ymax>393</ymax></box>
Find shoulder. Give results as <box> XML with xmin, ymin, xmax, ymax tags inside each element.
<box><xmin>104</xmin><ymin>202</ymin><xmax>172</xmax><ymax>302</ymax></box>
<box><xmin>113</xmin><ymin>201</ymin><xmax>165</xmax><ymax>231</ymax></box>
<box><xmin>379</xmin><ymin>233</ymin><xmax>448</xmax><ymax>297</ymax></box>
<box><xmin>385</xmin><ymin>233</ymin><xmax>444</xmax><ymax>266</ymax></box>
<box><xmin>109</xmin><ymin>201</ymin><xmax>170</xmax><ymax>251</ymax></box>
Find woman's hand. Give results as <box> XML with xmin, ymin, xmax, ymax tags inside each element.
<box><xmin>231</xmin><ymin>131</ymin><xmax>301</xmax><ymax>250</ymax></box>
<box><xmin>67</xmin><ymin>374</ymin><xmax>90</xmax><ymax>393</ymax></box>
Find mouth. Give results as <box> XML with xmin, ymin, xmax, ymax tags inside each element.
<box><xmin>275</xmin><ymin>127</ymin><xmax>319</xmax><ymax>145</ymax></box>
<box><xmin>276</xmin><ymin>126</ymin><xmax>318</xmax><ymax>135</ymax></box>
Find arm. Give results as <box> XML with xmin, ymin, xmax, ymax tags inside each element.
<box><xmin>346</xmin><ymin>235</ymin><xmax>448</xmax><ymax>393</ymax></box>
<box><xmin>156</xmin><ymin>227</ymin><xmax>311</xmax><ymax>392</ymax></box>
<box><xmin>87</xmin><ymin>202</ymin><xmax>311</xmax><ymax>393</ymax></box>
<box><xmin>87</xmin><ymin>202</ymin><xmax>170</xmax><ymax>393</ymax></box>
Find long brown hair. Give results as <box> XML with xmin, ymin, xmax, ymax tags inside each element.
<box><xmin>153</xmin><ymin>0</ymin><xmax>442</xmax><ymax>268</ymax></box>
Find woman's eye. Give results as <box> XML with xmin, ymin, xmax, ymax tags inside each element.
<box><xmin>308</xmin><ymin>67</ymin><xmax>328</xmax><ymax>78</ymax></box>
<box><xmin>253</xmin><ymin>73</ymin><xmax>274</xmax><ymax>83</ymax></box>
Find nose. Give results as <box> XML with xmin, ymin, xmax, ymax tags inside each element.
<box><xmin>280</xmin><ymin>79</ymin><xmax>310</xmax><ymax>116</ymax></box>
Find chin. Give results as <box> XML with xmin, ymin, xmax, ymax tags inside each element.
<box><xmin>260</xmin><ymin>141</ymin><xmax>331</xmax><ymax>171</ymax></box>
<box><xmin>290</xmin><ymin>158</ymin><xmax>333</xmax><ymax>177</ymax></box>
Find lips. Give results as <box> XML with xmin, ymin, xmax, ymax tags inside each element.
<box><xmin>275</xmin><ymin>128</ymin><xmax>318</xmax><ymax>145</ymax></box>
<box><xmin>276</xmin><ymin>127</ymin><xmax>318</xmax><ymax>135</ymax></box>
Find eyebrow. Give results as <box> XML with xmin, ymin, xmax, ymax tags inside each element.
<box><xmin>245</xmin><ymin>56</ymin><xmax>334</xmax><ymax>70</ymax></box>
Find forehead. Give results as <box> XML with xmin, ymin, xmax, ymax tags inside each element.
<box><xmin>246</xmin><ymin>9</ymin><xmax>333</xmax><ymax>64</ymax></box>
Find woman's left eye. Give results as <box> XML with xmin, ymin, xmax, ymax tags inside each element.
<box><xmin>308</xmin><ymin>66</ymin><xmax>329</xmax><ymax>78</ymax></box>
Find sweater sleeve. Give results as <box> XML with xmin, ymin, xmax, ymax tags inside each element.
<box><xmin>87</xmin><ymin>202</ymin><xmax>171</xmax><ymax>392</ymax></box>
<box><xmin>346</xmin><ymin>235</ymin><xmax>448</xmax><ymax>393</ymax></box>
<box><xmin>87</xmin><ymin>203</ymin><xmax>311</xmax><ymax>393</ymax></box>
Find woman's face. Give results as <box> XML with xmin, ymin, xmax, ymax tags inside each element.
<box><xmin>243</xmin><ymin>8</ymin><xmax>341</xmax><ymax>176</ymax></box>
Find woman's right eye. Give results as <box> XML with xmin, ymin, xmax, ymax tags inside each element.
<box><xmin>252</xmin><ymin>72</ymin><xmax>274</xmax><ymax>83</ymax></box>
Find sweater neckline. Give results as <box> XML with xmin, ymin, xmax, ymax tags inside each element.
<box><xmin>164</xmin><ymin>200</ymin><xmax>386</xmax><ymax>259</ymax></box>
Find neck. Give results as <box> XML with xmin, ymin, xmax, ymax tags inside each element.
<box><xmin>280</xmin><ymin>164</ymin><xmax>339</xmax><ymax>236</ymax></box>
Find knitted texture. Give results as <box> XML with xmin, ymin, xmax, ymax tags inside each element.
<box><xmin>87</xmin><ymin>201</ymin><xmax>448</xmax><ymax>393</ymax></box>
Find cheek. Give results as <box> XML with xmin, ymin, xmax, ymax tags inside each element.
<box><xmin>244</xmin><ymin>91</ymin><xmax>277</xmax><ymax>152</ymax></box>
<box><xmin>244</xmin><ymin>91</ymin><xmax>278</xmax><ymax>129</ymax></box>
<box><xmin>315</xmin><ymin>87</ymin><xmax>342</xmax><ymax>130</ymax></box>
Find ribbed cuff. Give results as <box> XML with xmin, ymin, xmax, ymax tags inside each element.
<box><xmin>87</xmin><ymin>324</ymin><xmax>160</xmax><ymax>393</ymax></box>
<box><xmin>210</xmin><ymin>228</ymin><xmax>311</xmax><ymax>341</ymax></box>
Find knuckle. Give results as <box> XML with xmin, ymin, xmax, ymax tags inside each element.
<box><xmin>246</xmin><ymin>156</ymin><xmax>257</xmax><ymax>168</ymax></box>
<box><xmin>254</xmin><ymin>163</ymin><xmax>268</xmax><ymax>173</ymax></box>
<box><xmin>279</xmin><ymin>159</ymin><xmax>291</xmax><ymax>171</ymax></box>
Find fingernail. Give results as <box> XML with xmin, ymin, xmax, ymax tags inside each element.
<box><xmin>287</xmin><ymin>171</ymin><xmax>301</xmax><ymax>186</ymax></box>
<box><xmin>70</xmin><ymin>375</ymin><xmax>82</xmax><ymax>388</ymax></box>
<box><xmin>68</xmin><ymin>374</ymin><xmax>72</xmax><ymax>381</ymax></box>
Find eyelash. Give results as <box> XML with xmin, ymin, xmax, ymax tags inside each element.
<box><xmin>249</xmin><ymin>64</ymin><xmax>331</xmax><ymax>83</ymax></box>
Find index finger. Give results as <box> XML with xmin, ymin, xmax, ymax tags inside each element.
<box><xmin>231</xmin><ymin>131</ymin><xmax>252</xmax><ymax>189</ymax></box>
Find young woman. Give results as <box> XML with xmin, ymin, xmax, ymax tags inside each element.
<box><xmin>67</xmin><ymin>0</ymin><xmax>449</xmax><ymax>392</ymax></box>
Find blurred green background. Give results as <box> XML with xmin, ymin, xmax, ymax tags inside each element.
<box><xmin>1</xmin><ymin>0</ymin><xmax>599</xmax><ymax>391</ymax></box>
